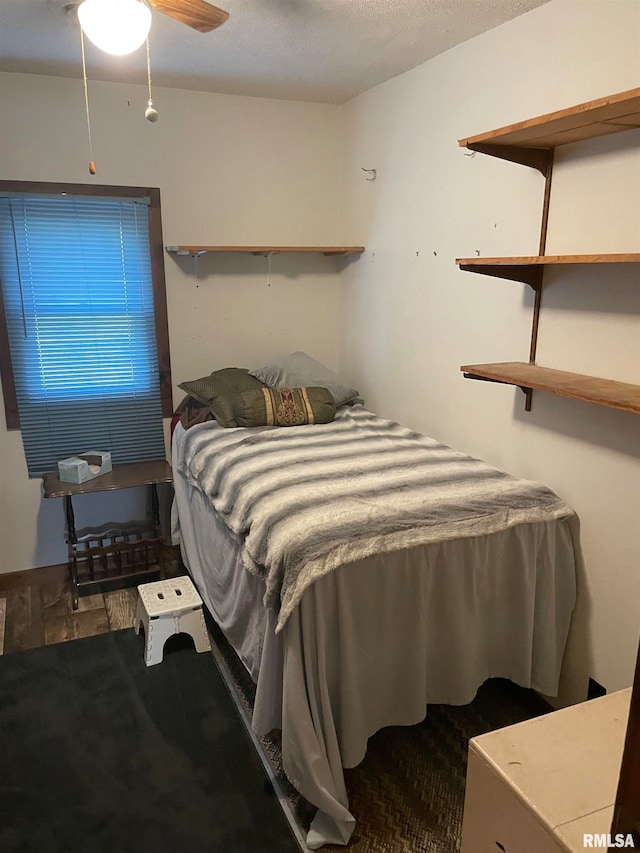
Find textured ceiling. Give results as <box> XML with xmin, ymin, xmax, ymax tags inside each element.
<box><xmin>0</xmin><ymin>0</ymin><xmax>551</xmax><ymax>104</ymax></box>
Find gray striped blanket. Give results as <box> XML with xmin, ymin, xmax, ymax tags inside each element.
<box><xmin>179</xmin><ymin>406</ymin><xmax>574</xmax><ymax>632</ymax></box>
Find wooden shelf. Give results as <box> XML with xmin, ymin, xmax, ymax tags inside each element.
<box><xmin>458</xmin><ymin>87</ymin><xmax>640</xmax><ymax>171</ymax></box>
<box><xmin>166</xmin><ymin>245</ymin><xmax>365</xmax><ymax>257</ymax></box>
<box><xmin>460</xmin><ymin>362</ymin><xmax>640</xmax><ymax>415</ymax></box>
<box><xmin>456</xmin><ymin>253</ymin><xmax>640</xmax><ymax>288</ymax></box>
<box><xmin>458</xmin><ymin>89</ymin><xmax>639</xmax><ymax>416</ymax></box>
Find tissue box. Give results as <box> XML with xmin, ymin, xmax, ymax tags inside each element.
<box><xmin>57</xmin><ymin>451</ymin><xmax>112</xmax><ymax>484</ymax></box>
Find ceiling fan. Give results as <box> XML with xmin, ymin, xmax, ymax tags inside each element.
<box><xmin>73</xmin><ymin>0</ymin><xmax>229</xmax><ymax>173</ymax></box>
<box><xmin>145</xmin><ymin>0</ymin><xmax>229</xmax><ymax>34</ymax></box>
<box><xmin>77</xmin><ymin>0</ymin><xmax>229</xmax><ymax>57</ymax></box>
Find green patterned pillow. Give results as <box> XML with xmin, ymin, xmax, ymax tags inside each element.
<box><xmin>233</xmin><ymin>387</ymin><xmax>336</xmax><ymax>428</ymax></box>
<box><xmin>178</xmin><ymin>368</ymin><xmax>265</xmax><ymax>428</ymax></box>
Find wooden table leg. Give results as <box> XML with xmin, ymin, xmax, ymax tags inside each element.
<box><xmin>64</xmin><ymin>495</ymin><xmax>80</xmax><ymax>610</ymax></box>
<box><xmin>150</xmin><ymin>482</ymin><xmax>160</xmax><ymax>535</ymax></box>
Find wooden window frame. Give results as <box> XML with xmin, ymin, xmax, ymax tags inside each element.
<box><xmin>0</xmin><ymin>180</ymin><xmax>173</xmax><ymax>429</ymax></box>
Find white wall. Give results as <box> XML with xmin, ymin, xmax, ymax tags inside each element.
<box><xmin>340</xmin><ymin>0</ymin><xmax>640</xmax><ymax>702</ymax></box>
<box><xmin>0</xmin><ymin>72</ymin><xmax>346</xmax><ymax>573</ymax></box>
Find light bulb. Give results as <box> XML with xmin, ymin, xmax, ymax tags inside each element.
<box><xmin>78</xmin><ymin>0</ymin><xmax>152</xmax><ymax>56</ymax></box>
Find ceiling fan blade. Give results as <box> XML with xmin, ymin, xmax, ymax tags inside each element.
<box><xmin>148</xmin><ymin>0</ymin><xmax>229</xmax><ymax>33</ymax></box>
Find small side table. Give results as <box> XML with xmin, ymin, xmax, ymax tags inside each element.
<box><xmin>42</xmin><ymin>459</ymin><xmax>173</xmax><ymax>609</ymax></box>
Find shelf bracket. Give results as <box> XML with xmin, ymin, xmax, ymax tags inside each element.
<box><xmin>524</xmin><ymin>387</ymin><xmax>533</xmax><ymax>412</ymax></box>
<box><xmin>462</xmin><ymin>372</ymin><xmax>533</xmax><ymax>411</ymax></box>
<box><xmin>528</xmin><ymin>149</ymin><xmax>554</xmax><ymax>365</ymax></box>
<box><xmin>465</xmin><ymin>143</ymin><xmax>553</xmax><ymax>176</ymax></box>
<box><xmin>459</xmin><ymin>263</ymin><xmax>544</xmax><ymax>290</ymax></box>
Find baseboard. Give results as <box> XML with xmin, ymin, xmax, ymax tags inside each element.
<box><xmin>0</xmin><ymin>563</ymin><xmax>68</xmax><ymax>592</ymax></box>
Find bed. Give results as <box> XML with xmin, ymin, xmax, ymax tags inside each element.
<box><xmin>170</xmin><ymin>371</ymin><xmax>578</xmax><ymax>849</ymax></box>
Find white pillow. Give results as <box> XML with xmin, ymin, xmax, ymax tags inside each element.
<box><xmin>250</xmin><ymin>352</ymin><xmax>360</xmax><ymax>407</ymax></box>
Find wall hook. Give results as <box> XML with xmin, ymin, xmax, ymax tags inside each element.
<box><xmin>362</xmin><ymin>168</ymin><xmax>377</xmax><ymax>181</ymax></box>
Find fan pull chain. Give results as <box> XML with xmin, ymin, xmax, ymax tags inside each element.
<box><xmin>80</xmin><ymin>28</ymin><xmax>96</xmax><ymax>175</ymax></box>
<box><xmin>267</xmin><ymin>252</ymin><xmax>272</xmax><ymax>287</ymax></box>
<box><xmin>145</xmin><ymin>37</ymin><xmax>159</xmax><ymax>122</ymax></box>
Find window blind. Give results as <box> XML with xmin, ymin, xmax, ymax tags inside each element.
<box><xmin>0</xmin><ymin>195</ymin><xmax>166</xmax><ymax>476</ymax></box>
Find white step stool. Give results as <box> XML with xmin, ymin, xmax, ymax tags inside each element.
<box><xmin>135</xmin><ymin>577</ymin><xmax>211</xmax><ymax>666</ymax></box>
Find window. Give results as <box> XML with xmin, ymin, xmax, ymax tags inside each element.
<box><xmin>0</xmin><ymin>181</ymin><xmax>172</xmax><ymax>477</ymax></box>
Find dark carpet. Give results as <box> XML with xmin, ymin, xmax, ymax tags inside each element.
<box><xmin>0</xmin><ymin>630</ymin><xmax>301</xmax><ymax>853</ymax></box>
<box><xmin>208</xmin><ymin>619</ymin><xmax>552</xmax><ymax>853</ymax></box>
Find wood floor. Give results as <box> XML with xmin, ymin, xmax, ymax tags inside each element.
<box><xmin>0</xmin><ymin>564</ymin><xmax>142</xmax><ymax>656</ymax></box>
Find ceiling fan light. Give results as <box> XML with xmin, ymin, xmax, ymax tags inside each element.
<box><xmin>78</xmin><ymin>0</ymin><xmax>152</xmax><ymax>56</ymax></box>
